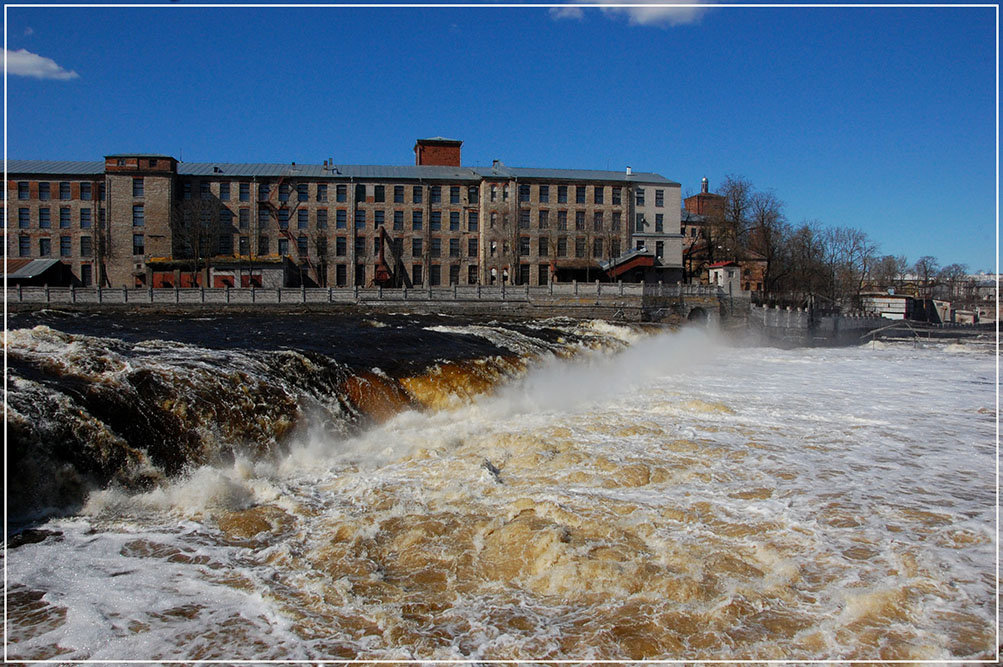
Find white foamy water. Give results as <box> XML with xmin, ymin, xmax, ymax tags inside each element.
<box><xmin>6</xmin><ymin>332</ymin><xmax>997</xmax><ymax>661</ymax></box>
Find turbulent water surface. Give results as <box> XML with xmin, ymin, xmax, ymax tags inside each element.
<box><xmin>4</xmin><ymin>311</ymin><xmax>997</xmax><ymax>661</ymax></box>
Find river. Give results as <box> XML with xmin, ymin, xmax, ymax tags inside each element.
<box><xmin>4</xmin><ymin>311</ymin><xmax>996</xmax><ymax>660</ymax></box>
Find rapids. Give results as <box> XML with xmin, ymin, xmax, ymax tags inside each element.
<box><xmin>4</xmin><ymin>312</ymin><xmax>997</xmax><ymax>661</ymax></box>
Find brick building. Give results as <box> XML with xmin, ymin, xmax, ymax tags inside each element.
<box><xmin>6</xmin><ymin>139</ymin><xmax>683</xmax><ymax>288</ymax></box>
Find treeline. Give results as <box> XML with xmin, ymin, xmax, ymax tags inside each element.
<box><xmin>699</xmin><ymin>175</ymin><xmax>983</xmax><ymax>308</ymax></box>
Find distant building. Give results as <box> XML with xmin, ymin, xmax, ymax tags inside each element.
<box><xmin>6</xmin><ymin>139</ymin><xmax>684</xmax><ymax>288</ymax></box>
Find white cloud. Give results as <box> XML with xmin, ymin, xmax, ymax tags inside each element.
<box><xmin>3</xmin><ymin>48</ymin><xmax>79</xmax><ymax>80</ymax></box>
<box><xmin>552</xmin><ymin>0</ymin><xmax>713</xmax><ymax>27</ymax></box>
<box><xmin>549</xmin><ymin>6</ymin><xmax>585</xmax><ymax>20</ymax></box>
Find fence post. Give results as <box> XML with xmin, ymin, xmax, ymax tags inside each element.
<box><xmin>596</xmin><ymin>280</ymin><xmax>600</xmax><ymax>296</ymax></box>
<box><xmin>97</xmin><ymin>286</ymin><xmax>102</xmax><ymax>303</ymax></box>
<box><xmin>477</xmin><ymin>284</ymin><xmax>481</xmax><ymax>300</ymax></box>
<box><xmin>18</xmin><ymin>284</ymin><xmax>23</xmax><ymax>302</ymax></box>
<box><xmin>549</xmin><ymin>280</ymin><xmax>553</xmax><ymax>296</ymax></box>
<box><xmin>354</xmin><ymin>284</ymin><xmax>359</xmax><ymax>301</ymax></box>
<box><xmin>328</xmin><ymin>287</ymin><xmax>333</xmax><ymax>303</ymax></box>
<box><xmin>619</xmin><ymin>280</ymin><xmax>623</xmax><ymax>296</ymax></box>
<box><xmin>453</xmin><ymin>284</ymin><xmax>457</xmax><ymax>300</ymax></box>
<box><xmin>201</xmin><ymin>287</ymin><xmax>205</xmax><ymax>303</ymax></box>
<box><xmin>251</xmin><ymin>287</ymin><xmax>256</xmax><ymax>303</ymax></box>
<box><xmin>175</xmin><ymin>286</ymin><xmax>179</xmax><ymax>303</ymax></box>
<box><xmin>378</xmin><ymin>285</ymin><xmax>383</xmax><ymax>300</ymax></box>
<box><xmin>148</xmin><ymin>286</ymin><xmax>153</xmax><ymax>303</ymax></box>
<box><xmin>122</xmin><ymin>287</ymin><xmax>127</xmax><ymax>303</ymax></box>
<box><xmin>526</xmin><ymin>284</ymin><xmax>530</xmax><ymax>299</ymax></box>
<box><xmin>226</xmin><ymin>286</ymin><xmax>231</xmax><ymax>303</ymax></box>
<box><xmin>71</xmin><ymin>285</ymin><xmax>76</xmax><ymax>303</ymax></box>
<box><xmin>573</xmin><ymin>279</ymin><xmax>578</xmax><ymax>295</ymax></box>
<box><xmin>302</xmin><ymin>285</ymin><xmax>306</xmax><ymax>303</ymax></box>
<box><xmin>45</xmin><ymin>287</ymin><xmax>51</xmax><ymax>304</ymax></box>
<box><xmin>501</xmin><ymin>283</ymin><xmax>506</xmax><ymax>300</ymax></box>
<box><xmin>403</xmin><ymin>286</ymin><xmax>408</xmax><ymax>301</ymax></box>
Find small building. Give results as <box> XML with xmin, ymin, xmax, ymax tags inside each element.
<box><xmin>707</xmin><ymin>261</ymin><xmax>742</xmax><ymax>294</ymax></box>
<box><xmin>5</xmin><ymin>258</ymin><xmax>75</xmax><ymax>286</ymax></box>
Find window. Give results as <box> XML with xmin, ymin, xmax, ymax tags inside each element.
<box><xmin>201</xmin><ymin>181</ymin><xmax>212</xmax><ymax>200</ymax></box>
<box><xmin>593</xmin><ymin>211</ymin><xmax>603</xmax><ymax>232</ymax></box>
<box><xmin>449</xmin><ymin>211</ymin><xmax>459</xmax><ymax>231</ymax></box>
<box><xmin>449</xmin><ymin>238</ymin><xmax>460</xmax><ymax>257</ymax></box>
<box><xmin>655</xmin><ymin>189</ymin><xmax>664</xmax><ymax>207</ymax></box>
<box><xmin>468</xmin><ymin>237</ymin><xmax>478</xmax><ymax>257</ymax></box>
<box><xmin>80</xmin><ymin>236</ymin><xmax>93</xmax><ymax>257</ymax></box>
<box><xmin>539</xmin><ymin>236</ymin><xmax>549</xmax><ymax>257</ymax></box>
<box><xmin>220</xmin><ymin>182</ymin><xmax>230</xmax><ymax>201</ymax></box>
<box><xmin>374</xmin><ymin>210</ymin><xmax>385</xmax><ymax>227</ymax></box>
<box><xmin>374</xmin><ymin>185</ymin><xmax>385</xmax><ymax>203</ymax></box>
<box><xmin>354</xmin><ymin>184</ymin><xmax>365</xmax><ymax>202</ymax></box>
<box><xmin>412</xmin><ymin>210</ymin><xmax>423</xmax><ymax>230</ymax></box>
<box><xmin>412</xmin><ymin>186</ymin><xmax>422</xmax><ymax>203</ymax></box>
<box><xmin>557</xmin><ymin>210</ymin><xmax>567</xmax><ymax>230</ymax></box>
<box><xmin>539</xmin><ymin>185</ymin><xmax>549</xmax><ymax>203</ymax></box>
<box><xmin>336</xmin><ymin>184</ymin><xmax>347</xmax><ymax>202</ymax></box>
<box><xmin>239</xmin><ymin>209</ymin><xmax>250</xmax><ymax>229</ymax></box>
<box><xmin>99</xmin><ymin>183</ymin><xmax>106</xmax><ymax>201</ymax></box>
<box><xmin>39</xmin><ymin>208</ymin><xmax>51</xmax><ymax>228</ymax></box>
<box><xmin>635</xmin><ymin>188</ymin><xmax>645</xmax><ymax>206</ymax></box>
<box><xmin>519</xmin><ymin>236</ymin><xmax>530</xmax><ymax>256</ymax></box>
<box><xmin>655</xmin><ymin>241</ymin><xmax>664</xmax><ymax>258</ymax></box>
<box><xmin>450</xmin><ymin>186</ymin><xmax>460</xmax><ymax>204</ymax></box>
<box><xmin>502</xmin><ymin>185</ymin><xmax>509</xmax><ymax>201</ymax></box>
<box><xmin>278</xmin><ymin>238</ymin><xmax>289</xmax><ymax>256</ymax></box>
<box><xmin>593</xmin><ymin>238</ymin><xmax>604</xmax><ymax>258</ymax></box>
<box><xmin>430</xmin><ymin>186</ymin><xmax>441</xmax><ymax>204</ymax></box>
<box><xmin>636</xmin><ymin>241</ymin><xmax>645</xmax><ymax>251</ymax></box>
<box><xmin>558</xmin><ymin>185</ymin><xmax>567</xmax><ymax>203</ymax></box>
<box><xmin>490</xmin><ymin>185</ymin><xmax>497</xmax><ymax>202</ymax></box>
<box><xmin>594</xmin><ymin>186</ymin><xmax>604</xmax><ymax>204</ymax></box>
<box><xmin>468</xmin><ymin>211</ymin><xmax>478</xmax><ymax>232</ymax></box>
<box><xmin>430</xmin><ymin>211</ymin><xmax>441</xmax><ymax>231</ymax></box>
<box><xmin>412</xmin><ymin>238</ymin><xmax>423</xmax><ymax>257</ymax></box>
<box><xmin>297</xmin><ymin>235</ymin><xmax>308</xmax><ymax>256</ymax></box>
<box><xmin>317</xmin><ymin>209</ymin><xmax>328</xmax><ymax>229</ymax></box>
<box><xmin>374</xmin><ymin>237</ymin><xmax>381</xmax><ymax>257</ymax></box>
<box><xmin>80</xmin><ymin>264</ymin><xmax>92</xmax><ymax>286</ymax></box>
<box><xmin>468</xmin><ymin>265</ymin><xmax>478</xmax><ymax>284</ymax></box>
<box><xmin>18</xmin><ymin>208</ymin><xmax>29</xmax><ymax>228</ymax></box>
<box><xmin>393</xmin><ymin>210</ymin><xmax>404</xmax><ymax>231</ymax></box>
<box><xmin>60</xmin><ymin>207</ymin><xmax>71</xmax><ymax>228</ymax></box>
<box><xmin>133</xmin><ymin>234</ymin><xmax>144</xmax><ymax>256</ymax></box>
<box><xmin>0</xmin><ymin>209</ymin><xmax>4</xmax><ymax>227</ymax></box>
<box><xmin>133</xmin><ymin>178</ymin><xmax>144</xmax><ymax>198</ymax></box>
<box><xmin>518</xmin><ymin>264</ymin><xmax>530</xmax><ymax>285</ymax></box>
<box><xmin>612</xmin><ymin>211</ymin><xmax>621</xmax><ymax>231</ymax></box>
<box><xmin>519</xmin><ymin>184</ymin><xmax>530</xmax><ymax>202</ymax></box>
<box><xmin>575</xmin><ymin>211</ymin><xmax>585</xmax><ymax>231</ymax></box>
<box><xmin>81</xmin><ymin>183</ymin><xmax>92</xmax><ymax>200</ymax></box>
<box><xmin>449</xmin><ymin>264</ymin><xmax>460</xmax><ymax>286</ymax></box>
<box><xmin>60</xmin><ymin>182</ymin><xmax>71</xmax><ymax>200</ymax></box>
<box><xmin>298</xmin><ymin>183</ymin><xmax>309</xmax><ymax>202</ymax></box>
<box><xmin>430</xmin><ymin>238</ymin><xmax>441</xmax><ymax>258</ymax></box>
<box><xmin>576</xmin><ymin>185</ymin><xmax>586</xmax><ymax>204</ymax></box>
<box><xmin>259</xmin><ymin>236</ymin><xmax>269</xmax><ymax>255</ymax></box>
<box><xmin>298</xmin><ymin>209</ymin><xmax>309</xmax><ymax>229</ymax></box>
<box><xmin>219</xmin><ymin>234</ymin><xmax>234</xmax><ymax>255</ymax></box>
<box><xmin>635</xmin><ymin>214</ymin><xmax>645</xmax><ymax>232</ymax></box>
<box><xmin>336</xmin><ymin>209</ymin><xmax>347</xmax><ymax>229</ymax></box>
<box><xmin>539</xmin><ymin>264</ymin><xmax>549</xmax><ymax>285</ymax></box>
<box><xmin>39</xmin><ymin>183</ymin><xmax>51</xmax><ymax>200</ymax></box>
<box><xmin>336</xmin><ymin>237</ymin><xmax>347</xmax><ymax>256</ymax></box>
<box><xmin>80</xmin><ymin>208</ymin><xmax>92</xmax><ymax>228</ymax></box>
<box><xmin>183</xmin><ymin>182</ymin><xmax>193</xmax><ymax>200</ymax></box>
<box><xmin>238</xmin><ymin>236</ymin><xmax>249</xmax><ymax>255</ymax></box>
<box><xmin>655</xmin><ymin>213</ymin><xmax>663</xmax><ymax>232</ymax></box>
<box><xmin>393</xmin><ymin>185</ymin><xmax>404</xmax><ymax>203</ymax></box>
<box><xmin>19</xmin><ymin>236</ymin><xmax>31</xmax><ymax>256</ymax></box>
<box><xmin>519</xmin><ymin>210</ymin><xmax>530</xmax><ymax>229</ymax></box>
<box><xmin>336</xmin><ymin>264</ymin><xmax>347</xmax><ymax>286</ymax></box>
<box><xmin>278</xmin><ymin>209</ymin><xmax>289</xmax><ymax>230</ymax></box>
<box><xmin>133</xmin><ymin>204</ymin><xmax>145</xmax><ymax>227</ymax></box>
<box><xmin>575</xmin><ymin>237</ymin><xmax>586</xmax><ymax>258</ymax></box>
<box><xmin>278</xmin><ymin>183</ymin><xmax>290</xmax><ymax>202</ymax></box>
<box><xmin>258</xmin><ymin>183</ymin><xmax>270</xmax><ymax>201</ymax></box>
<box><xmin>355</xmin><ymin>264</ymin><xmax>366</xmax><ymax>285</ymax></box>
<box><xmin>611</xmin><ymin>240</ymin><xmax>620</xmax><ymax>257</ymax></box>
<box><xmin>317</xmin><ymin>184</ymin><xmax>328</xmax><ymax>202</ymax></box>
<box><xmin>612</xmin><ymin>187</ymin><xmax>621</xmax><ymax>205</ymax></box>
<box><xmin>258</xmin><ymin>208</ymin><xmax>270</xmax><ymax>229</ymax></box>
<box><xmin>239</xmin><ymin>183</ymin><xmax>250</xmax><ymax>202</ymax></box>
<box><xmin>490</xmin><ymin>212</ymin><xmax>497</xmax><ymax>229</ymax></box>
<box><xmin>354</xmin><ymin>209</ymin><xmax>366</xmax><ymax>229</ymax></box>
<box><xmin>59</xmin><ymin>236</ymin><xmax>72</xmax><ymax>257</ymax></box>
<box><xmin>429</xmin><ymin>264</ymin><xmax>441</xmax><ymax>286</ymax></box>
<box><xmin>468</xmin><ymin>186</ymin><xmax>478</xmax><ymax>204</ymax></box>
<box><xmin>17</xmin><ymin>182</ymin><xmax>29</xmax><ymax>199</ymax></box>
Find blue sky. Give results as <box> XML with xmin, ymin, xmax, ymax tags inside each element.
<box><xmin>4</xmin><ymin>3</ymin><xmax>997</xmax><ymax>271</ymax></box>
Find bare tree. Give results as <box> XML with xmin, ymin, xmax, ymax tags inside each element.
<box><xmin>747</xmin><ymin>189</ymin><xmax>790</xmax><ymax>293</ymax></box>
<box><xmin>913</xmin><ymin>255</ymin><xmax>940</xmax><ymax>297</ymax></box>
<box><xmin>718</xmin><ymin>174</ymin><xmax>755</xmax><ymax>257</ymax></box>
<box><xmin>171</xmin><ymin>198</ymin><xmax>222</xmax><ymax>286</ymax></box>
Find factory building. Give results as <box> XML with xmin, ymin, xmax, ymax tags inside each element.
<box><xmin>5</xmin><ymin>138</ymin><xmax>683</xmax><ymax>288</ymax></box>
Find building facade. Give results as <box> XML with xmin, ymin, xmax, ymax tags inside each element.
<box><xmin>6</xmin><ymin>139</ymin><xmax>683</xmax><ymax>288</ymax></box>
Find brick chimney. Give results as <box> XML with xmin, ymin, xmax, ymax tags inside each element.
<box><xmin>414</xmin><ymin>137</ymin><xmax>462</xmax><ymax>166</ymax></box>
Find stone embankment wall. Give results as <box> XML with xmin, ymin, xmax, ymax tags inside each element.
<box><xmin>748</xmin><ymin>304</ymin><xmax>888</xmax><ymax>346</ymax></box>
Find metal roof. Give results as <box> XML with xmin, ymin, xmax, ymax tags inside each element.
<box><xmin>6</xmin><ymin>160</ymin><xmax>104</xmax><ymax>175</ymax></box>
<box><xmin>6</xmin><ymin>159</ymin><xmax>679</xmax><ymax>185</ymax></box>
<box><xmin>6</xmin><ymin>258</ymin><xmax>62</xmax><ymax>279</ymax></box>
<box><xmin>417</xmin><ymin>136</ymin><xmax>462</xmax><ymax>143</ymax></box>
